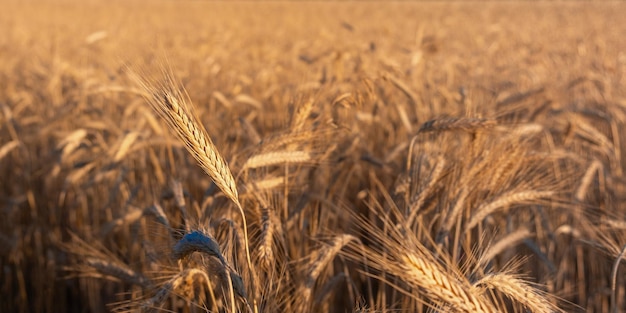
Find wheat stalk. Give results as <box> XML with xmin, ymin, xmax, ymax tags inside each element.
<box><xmin>130</xmin><ymin>70</ymin><xmax>254</xmax><ymax>292</ymax></box>
<box><xmin>611</xmin><ymin>244</ymin><xmax>626</xmax><ymax>313</ymax></box>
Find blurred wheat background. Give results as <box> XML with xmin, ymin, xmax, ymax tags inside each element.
<box><xmin>2</xmin><ymin>1</ymin><xmax>626</xmax><ymax>312</ymax></box>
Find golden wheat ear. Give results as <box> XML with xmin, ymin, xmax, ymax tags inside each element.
<box><xmin>129</xmin><ymin>70</ymin><xmax>240</xmax><ymax>207</ymax></box>
<box><xmin>128</xmin><ymin>67</ymin><xmax>254</xmax><ymax>287</ymax></box>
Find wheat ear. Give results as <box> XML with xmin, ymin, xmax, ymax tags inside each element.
<box><xmin>151</xmin><ymin>88</ymin><xmax>239</xmax><ymax>206</ymax></box>
<box><xmin>141</xmin><ymin>268</ymin><xmax>211</xmax><ymax>312</ymax></box>
<box><xmin>480</xmin><ymin>228</ymin><xmax>532</xmax><ymax>266</ymax></box>
<box><xmin>475</xmin><ymin>272</ymin><xmax>560</xmax><ymax>313</ymax></box>
<box><xmin>131</xmin><ymin>70</ymin><xmax>253</xmax><ymax>280</ymax></box>
<box><xmin>257</xmin><ymin>206</ymin><xmax>275</xmax><ymax>271</ymax></box>
<box><xmin>576</xmin><ymin>159</ymin><xmax>602</xmax><ymax>201</ymax></box>
<box><xmin>298</xmin><ymin>234</ymin><xmax>356</xmax><ymax>310</ymax></box>
<box><xmin>401</xmin><ymin>253</ymin><xmax>497</xmax><ymax>313</ymax></box>
<box><xmin>418</xmin><ymin>117</ymin><xmax>497</xmax><ymax>133</ymax></box>
<box><xmin>467</xmin><ymin>190</ymin><xmax>554</xmax><ymax>230</ymax></box>
<box><xmin>85</xmin><ymin>257</ymin><xmax>150</xmax><ymax>287</ymax></box>
<box><xmin>0</xmin><ymin>140</ymin><xmax>21</xmax><ymax>161</ymax></box>
<box><xmin>173</xmin><ymin>231</ymin><xmax>226</xmax><ymax>264</ymax></box>
<box><xmin>243</xmin><ymin>150</ymin><xmax>311</xmax><ymax>169</ymax></box>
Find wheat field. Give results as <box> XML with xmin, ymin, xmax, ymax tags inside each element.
<box><xmin>2</xmin><ymin>1</ymin><xmax>626</xmax><ymax>312</ymax></box>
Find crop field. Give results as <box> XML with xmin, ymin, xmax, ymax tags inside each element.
<box><xmin>2</xmin><ymin>0</ymin><xmax>626</xmax><ymax>312</ymax></box>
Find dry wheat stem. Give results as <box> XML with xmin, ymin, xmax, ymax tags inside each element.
<box><xmin>610</xmin><ymin>243</ymin><xmax>626</xmax><ymax>313</ymax></box>
<box><xmin>239</xmin><ymin>117</ymin><xmax>262</xmax><ymax>145</ymax></box>
<box><xmin>385</xmin><ymin>74</ymin><xmax>418</xmax><ymax>105</ymax></box>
